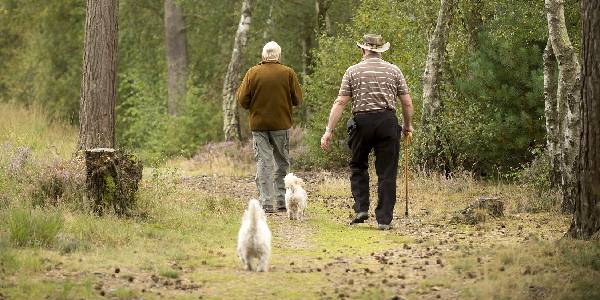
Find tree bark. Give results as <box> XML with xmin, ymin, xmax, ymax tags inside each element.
<box><xmin>222</xmin><ymin>0</ymin><xmax>252</xmax><ymax>142</ymax></box>
<box><xmin>567</xmin><ymin>0</ymin><xmax>599</xmax><ymax>239</ymax></box>
<box><xmin>543</xmin><ymin>37</ymin><xmax>561</xmax><ymax>186</ymax></box>
<box><xmin>263</xmin><ymin>0</ymin><xmax>274</xmax><ymax>42</ymax></box>
<box><xmin>545</xmin><ymin>0</ymin><xmax>582</xmax><ymax>213</ymax></box>
<box><xmin>420</xmin><ymin>0</ymin><xmax>457</xmax><ymax>169</ymax></box>
<box><xmin>85</xmin><ymin>148</ymin><xmax>143</xmax><ymax>216</ymax></box>
<box><xmin>315</xmin><ymin>0</ymin><xmax>331</xmax><ymax>36</ymax></box>
<box><xmin>78</xmin><ymin>0</ymin><xmax>118</xmax><ymax>150</ymax></box>
<box><xmin>301</xmin><ymin>26</ymin><xmax>313</xmax><ymax>77</ymax></box>
<box><xmin>164</xmin><ymin>0</ymin><xmax>188</xmax><ymax>116</ymax></box>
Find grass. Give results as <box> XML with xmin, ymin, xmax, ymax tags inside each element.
<box><xmin>4</xmin><ymin>207</ymin><xmax>63</xmax><ymax>247</ymax></box>
<box><xmin>0</xmin><ymin>102</ymin><xmax>599</xmax><ymax>299</ymax></box>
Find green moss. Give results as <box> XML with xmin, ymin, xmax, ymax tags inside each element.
<box><xmin>103</xmin><ymin>175</ymin><xmax>117</xmax><ymax>208</ymax></box>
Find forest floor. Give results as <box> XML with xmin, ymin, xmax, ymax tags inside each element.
<box><xmin>1</xmin><ymin>104</ymin><xmax>599</xmax><ymax>299</ymax></box>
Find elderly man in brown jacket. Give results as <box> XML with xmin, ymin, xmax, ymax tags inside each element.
<box><xmin>237</xmin><ymin>41</ymin><xmax>303</xmax><ymax>213</ymax></box>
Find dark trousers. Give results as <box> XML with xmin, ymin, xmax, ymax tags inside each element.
<box><xmin>348</xmin><ymin>110</ymin><xmax>400</xmax><ymax>225</ymax></box>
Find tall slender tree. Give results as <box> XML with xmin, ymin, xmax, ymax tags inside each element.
<box><xmin>543</xmin><ymin>37</ymin><xmax>561</xmax><ymax>185</ymax></box>
<box><xmin>567</xmin><ymin>0</ymin><xmax>599</xmax><ymax>239</ymax></box>
<box><xmin>545</xmin><ymin>0</ymin><xmax>582</xmax><ymax>213</ymax></box>
<box><xmin>315</xmin><ymin>0</ymin><xmax>331</xmax><ymax>36</ymax></box>
<box><xmin>78</xmin><ymin>0</ymin><xmax>118</xmax><ymax>150</ymax></box>
<box><xmin>421</xmin><ymin>0</ymin><xmax>457</xmax><ymax>169</ymax></box>
<box><xmin>222</xmin><ymin>0</ymin><xmax>252</xmax><ymax>142</ymax></box>
<box><xmin>164</xmin><ymin>0</ymin><xmax>188</xmax><ymax>116</ymax></box>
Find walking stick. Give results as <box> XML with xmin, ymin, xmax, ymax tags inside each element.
<box><xmin>403</xmin><ymin>136</ymin><xmax>410</xmax><ymax>217</ymax></box>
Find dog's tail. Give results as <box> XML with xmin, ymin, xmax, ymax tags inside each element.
<box><xmin>247</xmin><ymin>198</ymin><xmax>263</xmax><ymax>231</ymax></box>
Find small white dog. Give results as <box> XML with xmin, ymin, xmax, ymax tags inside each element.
<box><xmin>237</xmin><ymin>198</ymin><xmax>272</xmax><ymax>272</ymax></box>
<box><xmin>284</xmin><ymin>173</ymin><xmax>308</xmax><ymax>220</ymax></box>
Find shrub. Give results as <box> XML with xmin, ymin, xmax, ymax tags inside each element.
<box><xmin>6</xmin><ymin>207</ymin><xmax>64</xmax><ymax>247</ymax></box>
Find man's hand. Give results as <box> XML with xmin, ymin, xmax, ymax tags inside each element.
<box><xmin>321</xmin><ymin>131</ymin><xmax>333</xmax><ymax>151</ymax></box>
<box><xmin>321</xmin><ymin>132</ymin><xmax>333</xmax><ymax>151</ymax></box>
<box><xmin>402</xmin><ymin>124</ymin><xmax>414</xmax><ymax>145</ymax></box>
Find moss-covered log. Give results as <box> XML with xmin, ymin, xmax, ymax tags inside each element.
<box><xmin>84</xmin><ymin>148</ymin><xmax>142</xmax><ymax>216</ymax></box>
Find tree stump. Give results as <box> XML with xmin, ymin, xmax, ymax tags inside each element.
<box><xmin>451</xmin><ymin>197</ymin><xmax>504</xmax><ymax>225</ymax></box>
<box><xmin>85</xmin><ymin>148</ymin><xmax>143</xmax><ymax>216</ymax></box>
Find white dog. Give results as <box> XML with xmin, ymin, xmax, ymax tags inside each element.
<box><xmin>237</xmin><ymin>198</ymin><xmax>272</xmax><ymax>272</ymax></box>
<box><xmin>284</xmin><ymin>173</ymin><xmax>308</xmax><ymax>220</ymax></box>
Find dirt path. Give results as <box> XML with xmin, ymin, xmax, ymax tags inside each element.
<box><xmin>1</xmin><ymin>171</ymin><xmax>580</xmax><ymax>300</ymax></box>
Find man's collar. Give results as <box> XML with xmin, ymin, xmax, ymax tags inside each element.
<box><xmin>361</xmin><ymin>53</ymin><xmax>382</xmax><ymax>61</ymax></box>
<box><xmin>260</xmin><ymin>60</ymin><xmax>280</xmax><ymax>65</ymax></box>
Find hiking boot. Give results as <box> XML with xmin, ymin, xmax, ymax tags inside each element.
<box><xmin>276</xmin><ymin>202</ymin><xmax>287</xmax><ymax>212</ymax></box>
<box><xmin>263</xmin><ymin>205</ymin><xmax>275</xmax><ymax>213</ymax></box>
<box><xmin>350</xmin><ymin>212</ymin><xmax>369</xmax><ymax>225</ymax></box>
<box><xmin>377</xmin><ymin>223</ymin><xmax>392</xmax><ymax>230</ymax></box>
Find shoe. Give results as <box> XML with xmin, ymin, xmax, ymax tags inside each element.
<box><xmin>377</xmin><ymin>223</ymin><xmax>392</xmax><ymax>230</ymax></box>
<box><xmin>263</xmin><ymin>205</ymin><xmax>275</xmax><ymax>213</ymax></box>
<box><xmin>276</xmin><ymin>202</ymin><xmax>286</xmax><ymax>212</ymax></box>
<box><xmin>350</xmin><ymin>212</ymin><xmax>369</xmax><ymax>225</ymax></box>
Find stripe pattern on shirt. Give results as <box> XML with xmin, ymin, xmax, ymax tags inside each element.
<box><xmin>338</xmin><ymin>56</ymin><xmax>409</xmax><ymax>113</ymax></box>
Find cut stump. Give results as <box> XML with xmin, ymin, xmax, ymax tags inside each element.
<box><xmin>85</xmin><ymin>148</ymin><xmax>143</xmax><ymax>216</ymax></box>
<box><xmin>451</xmin><ymin>197</ymin><xmax>504</xmax><ymax>224</ymax></box>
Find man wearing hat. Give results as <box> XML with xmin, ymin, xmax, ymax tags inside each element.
<box><xmin>320</xmin><ymin>34</ymin><xmax>414</xmax><ymax>230</ymax></box>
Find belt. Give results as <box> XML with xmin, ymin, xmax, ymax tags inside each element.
<box><xmin>353</xmin><ymin>109</ymin><xmax>395</xmax><ymax>116</ymax></box>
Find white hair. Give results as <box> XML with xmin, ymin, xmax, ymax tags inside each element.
<box><xmin>262</xmin><ymin>41</ymin><xmax>281</xmax><ymax>62</ymax></box>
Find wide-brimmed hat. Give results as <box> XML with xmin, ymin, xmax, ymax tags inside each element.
<box><xmin>356</xmin><ymin>34</ymin><xmax>390</xmax><ymax>53</ymax></box>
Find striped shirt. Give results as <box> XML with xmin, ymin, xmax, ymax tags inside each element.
<box><xmin>338</xmin><ymin>54</ymin><xmax>409</xmax><ymax>114</ymax></box>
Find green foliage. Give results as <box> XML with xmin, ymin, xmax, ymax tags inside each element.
<box><xmin>5</xmin><ymin>207</ymin><xmax>64</xmax><ymax>248</ymax></box>
<box><xmin>0</xmin><ymin>0</ymin><xmax>84</xmax><ymax>121</ymax></box>
<box><xmin>442</xmin><ymin>33</ymin><xmax>546</xmax><ymax>174</ymax></box>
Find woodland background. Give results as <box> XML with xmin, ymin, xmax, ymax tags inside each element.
<box><xmin>0</xmin><ymin>0</ymin><xmax>581</xmax><ymax>175</ymax></box>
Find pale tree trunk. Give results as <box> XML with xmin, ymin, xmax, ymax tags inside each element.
<box><xmin>222</xmin><ymin>0</ymin><xmax>252</xmax><ymax>141</ymax></box>
<box><xmin>301</xmin><ymin>25</ymin><xmax>313</xmax><ymax>77</ymax></box>
<box><xmin>164</xmin><ymin>0</ymin><xmax>188</xmax><ymax>116</ymax></box>
<box><xmin>315</xmin><ymin>0</ymin><xmax>331</xmax><ymax>36</ymax></box>
<box><xmin>543</xmin><ymin>37</ymin><xmax>561</xmax><ymax>186</ymax></box>
<box><xmin>545</xmin><ymin>0</ymin><xmax>582</xmax><ymax>213</ymax></box>
<box><xmin>78</xmin><ymin>0</ymin><xmax>118</xmax><ymax>150</ymax></box>
<box><xmin>263</xmin><ymin>0</ymin><xmax>274</xmax><ymax>42</ymax></box>
<box><xmin>568</xmin><ymin>0</ymin><xmax>600</xmax><ymax>239</ymax></box>
<box><xmin>420</xmin><ymin>0</ymin><xmax>457</xmax><ymax>169</ymax></box>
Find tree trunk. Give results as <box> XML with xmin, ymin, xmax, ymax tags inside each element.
<box><xmin>543</xmin><ymin>37</ymin><xmax>561</xmax><ymax>186</ymax></box>
<box><xmin>301</xmin><ymin>26</ymin><xmax>313</xmax><ymax>77</ymax></box>
<box><xmin>567</xmin><ymin>0</ymin><xmax>599</xmax><ymax>239</ymax></box>
<box><xmin>263</xmin><ymin>0</ymin><xmax>274</xmax><ymax>42</ymax></box>
<box><xmin>420</xmin><ymin>0</ymin><xmax>457</xmax><ymax>169</ymax></box>
<box><xmin>78</xmin><ymin>0</ymin><xmax>118</xmax><ymax>150</ymax></box>
<box><xmin>222</xmin><ymin>0</ymin><xmax>252</xmax><ymax>142</ymax></box>
<box><xmin>164</xmin><ymin>0</ymin><xmax>188</xmax><ymax>116</ymax></box>
<box><xmin>545</xmin><ymin>0</ymin><xmax>582</xmax><ymax>213</ymax></box>
<box><xmin>315</xmin><ymin>0</ymin><xmax>331</xmax><ymax>36</ymax></box>
<box><xmin>85</xmin><ymin>148</ymin><xmax>143</xmax><ymax>216</ymax></box>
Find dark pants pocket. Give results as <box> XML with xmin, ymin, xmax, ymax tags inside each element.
<box><xmin>347</xmin><ymin>117</ymin><xmax>357</xmax><ymax>149</ymax></box>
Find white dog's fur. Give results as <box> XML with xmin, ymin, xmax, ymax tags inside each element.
<box><xmin>284</xmin><ymin>173</ymin><xmax>308</xmax><ymax>220</ymax></box>
<box><xmin>237</xmin><ymin>198</ymin><xmax>272</xmax><ymax>272</ymax></box>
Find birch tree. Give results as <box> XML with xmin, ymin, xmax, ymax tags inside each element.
<box><xmin>315</xmin><ymin>0</ymin><xmax>331</xmax><ymax>36</ymax></box>
<box><xmin>543</xmin><ymin>37</ymin><xmax>561</xmax><ymax>185</ymax></box>
<box><xmin>78</xmin><ymin>0</ymin><xmax>118</xmax><ymax>150</ymax></box>
<box><xmin>545</xmin><ymin>0</ymin><xmax>582</xmax><ymax>213</ymax></box>
<box><xmin>420</xmin><ymin>0</ymin><xmax>457</xmax><ymax>168</ymax></box>
<box><xmin>222</xmin><ymin>0</ymin><xmax>252</xmax><ymax>142</ymax></box>
<box><xmin>567</xmin><ymin>0</ymin><xmax>599</xmax><ymax>239</ymax></box>
<box><xmin>164</xmin><ymin>0</ymin><xmax>188</xmax><ymax>116</ymax></box>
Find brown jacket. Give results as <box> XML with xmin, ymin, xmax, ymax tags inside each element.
<box><xmin>237</xmin><ymin>61</ymin><xmax>303</xmax><ymax>131</ymax></box>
